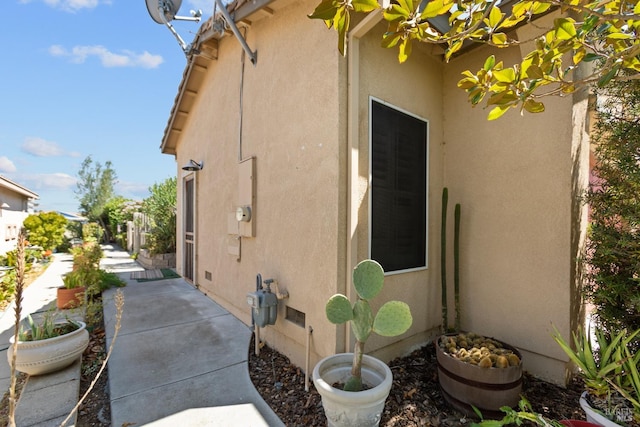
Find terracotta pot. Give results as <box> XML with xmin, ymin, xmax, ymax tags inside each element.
<box><xmin>7</xmin><ymin>321</ymin><xmax>89</xmax><ymax>375</ymax></box>
<box><xmin>435</xmin><ymin>334</ymin><xmax>523</xmax><ymax>417</ymax></box>
<box><xmin>313</xmin><ymin>353</ymin><xmax>392</xmax><ymax>427</ymax></box>
<box><xmin>56</xmin><ymin>286</ymin><xmax>85</xmax><ymax>309</ymax></box>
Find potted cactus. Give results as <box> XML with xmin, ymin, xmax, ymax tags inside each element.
<box><xmin>312</xmin><ymin>259</ymin><xmax>412</xmax><ymax>427</ymax></box>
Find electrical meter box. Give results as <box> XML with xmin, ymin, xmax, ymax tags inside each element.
<box><xmin>246</xmin><ymin>289</ymin><xmax>277</xmax><ymax>327</ymax></box>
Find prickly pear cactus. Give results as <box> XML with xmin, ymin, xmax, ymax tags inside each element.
<box><xmin>325</xmin><ymin>259</ymin><xmax>412</xmax><ymax>391</ymax></box>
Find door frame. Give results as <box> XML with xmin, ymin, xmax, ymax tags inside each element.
<box><xmin>182</xmin><ymin>173</ymin><xmax>197</xmax><ymax>284</ymax></box>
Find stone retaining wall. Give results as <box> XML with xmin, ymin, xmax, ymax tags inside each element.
<box><xmin>138</xmin><ymin>249</ymin><xmax>176</xmax><ymax>270</ymax></box>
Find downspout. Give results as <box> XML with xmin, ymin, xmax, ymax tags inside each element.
<box><xmin>345</xmin><ymin>10</ymin><xmax>384</xmax><ymax>354</ymax></box>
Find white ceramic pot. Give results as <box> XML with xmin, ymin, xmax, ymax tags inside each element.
<box><xmin>579</xmin><ymin>392</ymin><xmax>622</xmax><ymax>427</ymax></box>
<box><xmin>7</xmin><ymin>321</ymin><xmax>89</xmax><ymax>376</ymax></box>
<box><xmin>312</xmin><ymin>353</ymin><xmax>392</xmax><ymax>427</ymax></box>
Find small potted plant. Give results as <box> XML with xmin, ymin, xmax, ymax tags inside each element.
<box><xmin>553</xmin><ymin>327</ymin><xmax>640</xmax><ymax>426</ymax></box>
<box><xmin>58</xmin><ymin>270</ymin><xmax>88</xmax><ymax>309</ymax></box>
<box><xmin>7</xmin><ymin>312</ymin><xmax>89</xmax><ymax>375</ymax></box>
<box><xmin>312</xmin><ymin>259</ymin><xmax>412</xmax><ymax>427</ymax></box>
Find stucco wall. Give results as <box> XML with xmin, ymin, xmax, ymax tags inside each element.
<box><xmin>352</xmin><ymin>23</ymin><xmax>445</xmax><ymax>361</ymax></box>
<box><xmin>174</xmin><ymin>0</ymin><xmax>345</xmax><ymax>368</ymax></box>
<box><xmin>169</xmin><ymin>1</ymin><xmax>588</xmax><ymax>384</ymax></box>
<box><xmin>441</xmin><ymin>39</ymin><xmax>589</xmax><ymax>383</ymax></box>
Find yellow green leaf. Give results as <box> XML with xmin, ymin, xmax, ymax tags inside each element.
<box><xmin>491</xmin><ymin>33</ymin><xmax>508</xmax><ymax>45</ymax></box>
<box><xmin>397</xmin><ymin>0</ymin><xmax>414</xmax><ymax>13</ymax></box>
<box><xmin>352</xmin><ymin>0</ymin><xmax>380</xmax><ymax>13</ymax></box>
<box><xmin>493</xmin><ymin>68</ymin><xmax>516</xmax><ymax>83</ymax></box>
<box><xmin>525</xmin><ymin>64</ymin><xmax>544</xmax><ymax>79</ymax></box>
<box><xmin>573</xmin><ymin>47</ymin><xmax>585</xmax><ymax>65</ymax></box>
<box><xmin>554</xmin><ymin>18</ymin><xmax>577</xmax><ymax>40</ymax></box>
<box><xmin>483</xmin><ymin>55</ymin><xmax>496</xmax><ymax>71</ymax></box>
<box><xmin>421</xmin><ymin>0</ymin><xmax>454</xmax><ymax>19</ymax></box>
<box><xmin>384</xmin><ymin>4</ymin><xmax>410</xmax><ymax>21</ymax></box>
<box><xmin>445</xmin><ymin>39</ymin><xmax>462</xmax><ymax>62</ymax></box>
<box><xmin>606</xmin><ymin>32</ymin><xmax>632</xmax><ymax>40</ymax></box>
<box><xmin>458</xmin><ymin>77</ymin><xmax>478</xmax><ymax>89</ymax></box>
<box><xmin>489</xmin><ymin>6</ymin><xmax>504</xmax><ymax>28</ymax></box>
<box><xmin>382</xmin><ymin>32</ymin><xmax>403</xmax><ymax>48</ymax></box>
<box><xmin>500</xmin><ymin>15</ymin><xmax>526</xmax><ymax>29</ymax></box>
<box><xmin>523</xmin><ymin>99</ymin><xmax>545</xmax><ymax>113</ymax></box>
<box><xmin>531</xmin><ymin>2</ymin><xmax>551</xmax><ymax>14</ymax></box>
<box><xmin>487</xmin><ymin>105</ymin><xmax>510</xmax><ymax>120</ymax></box>
<box><xmin>398</xmin><ymin>38</ymin><xmax>412</xmax><ymax>63</ymax></box>
<box><xmin>337</xmin><ymin>10</ymin><xmax>350</xmax><ymax>56</ymax></box>
<box><xmin>308</xmin><ymin>0</ymin><xmax>338</xmax><ymax>20</ymax></box>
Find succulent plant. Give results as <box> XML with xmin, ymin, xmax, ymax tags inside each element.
<box><xmin>325</xmin><ymin>259</ymin><xmax>412</xmax><ymax>391</ymax></box>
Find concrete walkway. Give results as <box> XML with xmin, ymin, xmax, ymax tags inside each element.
<box><xmin>0</xmin><ymin>251</ymin><xmax>85</xmax><ymax>426</ymax></box>
<box><xmin>101</xmin><ymin>245</ymin><xmax>284</xmax><ymax>426</ymax></box>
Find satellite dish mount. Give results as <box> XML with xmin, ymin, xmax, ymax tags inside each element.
<box><xmin>146</xmin><ymin>0</ymin><xmax>202</xmax><ymax>56</ymax></box>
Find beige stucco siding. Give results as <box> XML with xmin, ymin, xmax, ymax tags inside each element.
<box><xmin>442</xmin><ymin>42</ymin><xmax>587</xmax><ymax>383</ymax></box>
<box><xmin>166</xmin><ymin>1</ymin><xmax>589</xmax><ymax>384</ymax></box>
<box><xmin>175</xmin><ymin>0</ymin><xmax>345</xmax><ymax>367</ymax></box>
<box><xmin>352</xmin><ymin>23</ymin><xmax>445</xmax><ymax>361</ymax></box>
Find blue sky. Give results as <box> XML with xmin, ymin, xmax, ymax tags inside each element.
<box><xmin>0</xmin><ymin>0</ymin><xmax>217</xmax><ymax>213</ymax></box>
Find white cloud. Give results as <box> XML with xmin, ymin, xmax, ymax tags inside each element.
<box><xmin>13</xmin><ymin>172</ymin><xmax>77</xmax><ymax>191</ymax></box>
<box><xmin>117</xmin><ymin>181</ymin><xmax>150</xmax><ymax>200</ymax></box>
<box><xmin>21</xmin><ymin>137</ymin><xmax>65</xmax><ymax>157</ymax></box>
<box><xmin>49</xmin><ymin>45</ymin><xmax>164</xmax><ymax>69</ymax></box>
<box><xmin>188</xmin><ymin>0</ymin><xmax>214</xmax><ymax>13</ymax></box>
<box><xmin>23</xmin><ymin>0</ymin><xmax>110</xmax><ymax>12</ymax></box>
<box><xmin>0</xmin><ymin>157</ymin><xmax>17</xmax><ymax>173</ymax></box>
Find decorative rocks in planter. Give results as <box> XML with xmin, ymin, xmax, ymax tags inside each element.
<box><xmin>435</xmin><ymin>332</ymin><xmax>523</xmax><ymax>417</ymax></box>
<box><xmin>8</xmin><ymin>320</ymin><xmax>90</xmax><ymax>375</ymax></box>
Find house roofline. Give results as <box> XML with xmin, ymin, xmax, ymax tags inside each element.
<box><xmin>0</xmin><ymin>175</ymin><xmax>39</xmax><ymax>200</ymax></box>
<box><xmin>160</xmin><ymin>0</ymin><xmax>278</xmax><ymax>156</ymax></box>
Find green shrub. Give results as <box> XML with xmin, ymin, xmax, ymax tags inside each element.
<box><xmin>585</xmin><ymin>78</ymin><xmax>640</xmax><ymax>335</ymax></box>
<box><xmin>22</xmin><ymin>212</ymin><xmax>67</xmax><ymax>252</ymax></box>
<box><xmin>142</xmin><ymin>177</ymin><xmax>176</xmax><ymax>255</ymax></box>
<box><xmin>82</xmin><ymin>222</ymin><xmax>103</xmax><ymax>243</ymax></box>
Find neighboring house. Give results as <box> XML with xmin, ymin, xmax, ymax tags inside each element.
<box><xmin>159</xmin><ymin>0</ymin><xmax>590</xmax><ymax>385</ymax></box>
<box><xmin>0</xmin><ymin>176</ymin><xmax>39</xmax><ymax>256</ymax></box>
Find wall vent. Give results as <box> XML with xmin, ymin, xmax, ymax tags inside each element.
<box><xmin>205</xmin><ymin>271</ymin><xmax>212</xmax><ymax>281</ymax></box>
<box><xmin>285</xmin><ymin>306</ymin><xmax>305</xmax><ymax>328</ymax></box>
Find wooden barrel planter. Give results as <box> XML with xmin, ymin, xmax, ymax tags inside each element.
<box><xmin>435</xmin><ymin>334</ymin><xmax>523</xmax><ymax>418</ymax></box>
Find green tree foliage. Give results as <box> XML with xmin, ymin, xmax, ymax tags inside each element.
<box><xmin>142</xmin><ymin>177</ymin><xmax>177</xmax><ymax>255</ymax></box>
<box><xmin>585</xmin><ymin>78</ymin><xmax>640</xmax><ymax>335</ymax></box>
<box><xmin>103</xmin><ymin>197</ymin><xmax>141</xmax><ymax>245</ymax></box>
<box><xmin>309</xmin><ymin>0</ymin><xmax>640</xmax><ymax>119</ymax></box>
<box><xmin>22</xmin><ymin>212</ymin><xmax>67</xmax><ymax>251</ymax></box>
<box><xmin>75</xmin><ymin>156</ymin><xmax>117</xmax><ymax>241</ymax></box>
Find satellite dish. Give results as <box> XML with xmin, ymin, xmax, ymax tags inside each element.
<box><xmin>145</xmin><ymin>0</ymin><xmax>202</xmax><ymax>56</ymax></box>
<box><xmin>146</xmin><ymin>0</ymin><xmax>182</xmax><ymax>24</ymax></box>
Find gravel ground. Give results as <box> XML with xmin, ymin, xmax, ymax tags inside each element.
<box><xmin>248</xmin><ymin>338</ymin><xmax>589</xmax><ymax>426</ymax></box>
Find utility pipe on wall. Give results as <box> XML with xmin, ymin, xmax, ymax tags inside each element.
<box><xmin>305</xmin><ymin>326</ymin><xmax>313</xmax><ymax>392</ymax></box>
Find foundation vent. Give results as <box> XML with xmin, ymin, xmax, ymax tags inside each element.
<box><xmin>285</xmin><ymin>306</ymin><xmax>305</xmax><ymax>328</ymax></box>
<box><xmin>205</xmin><ymin>271</ymin><xmax>212</xmax><ymax>281</ymax></box>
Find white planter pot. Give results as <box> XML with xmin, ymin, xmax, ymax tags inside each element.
<box><xmin>579</xmin><ymin>392</ymin><xmax>622</xmax><ymax>427</ymax></box>
<box><xmin>7</xmin><ymin>321</ymin><xmax>89</xmax><ymax>376</ymax></box>
<box><xmin>312</xmin><ymin>353</ymin><xmax>393</xmax><ymax>427</ymax></box>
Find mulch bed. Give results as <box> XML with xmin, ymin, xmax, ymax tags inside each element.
<box><xmin>248</xmin><ymin>338</ymin><xmax>587</xmax><ymax>426</ymax></box>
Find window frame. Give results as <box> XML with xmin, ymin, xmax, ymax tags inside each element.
<box><xmin>368</xmin><ymin>97</ymin><xmax>429</xmax><ymax>275</ymax></box>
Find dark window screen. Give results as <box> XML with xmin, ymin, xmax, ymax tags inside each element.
<box><xmin>371</xmin><ymin>100</ymin><xmax>427</xmax><ymax>272</ymax></box>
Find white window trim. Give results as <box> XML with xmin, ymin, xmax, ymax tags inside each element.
<box><xmin>368</xmin><ymin>96</ymin><xmax>430</xmax><ymax>276</ymax></box>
